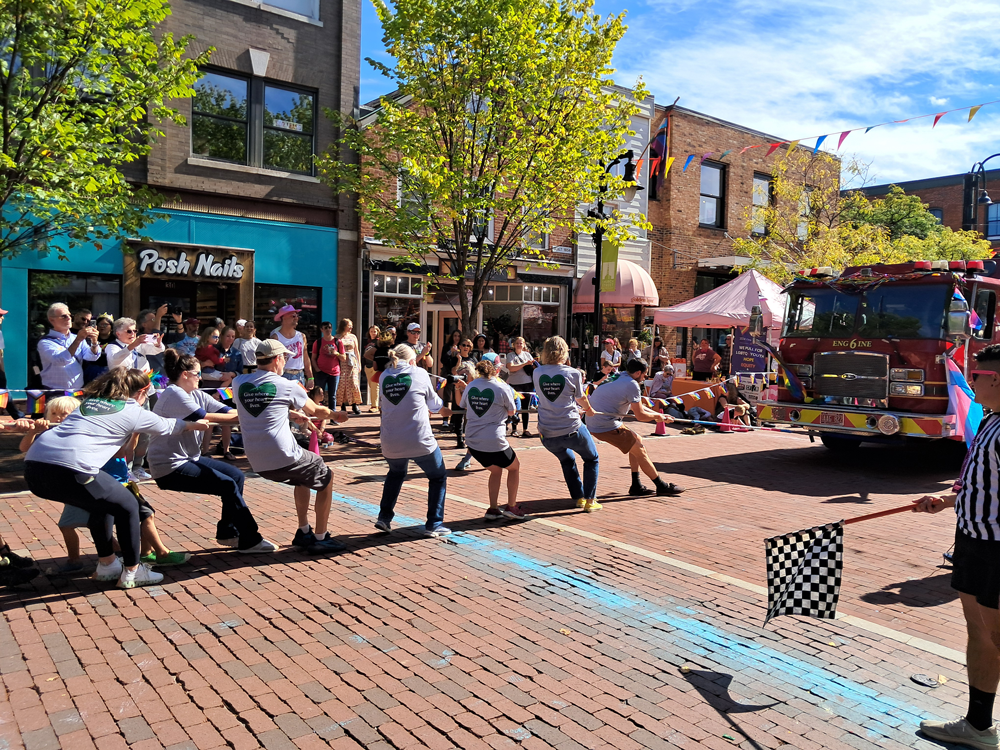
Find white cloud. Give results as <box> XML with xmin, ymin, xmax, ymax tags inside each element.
<box><xmin>609</xmin><ymin>0</ymin><xmax>1000</xmax><ymax>182</ymax></box>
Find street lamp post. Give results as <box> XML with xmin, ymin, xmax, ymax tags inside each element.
<box><xmin>588</xmin><ymin>150</ymin><xmax>642</xmax><ymax>358</ymax></box>
<box><xmin>962</xmin><ymin>154</ymin><xmax>999</xmax><ymax>233</ymax></box>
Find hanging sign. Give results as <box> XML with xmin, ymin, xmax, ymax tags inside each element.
<box><xmin>600</xmin><ymin>240</ymin><xmax>619</xmax><ymax>293</ymax></box>
<box><xmin>135</xmin><ymin>246</ymin><xmax>247</xmax><ymax>280</ymax></box>
<box><xmin>732</xmin><ymin>327</ymin><xmax>769</xmax><ymax>374</ymax></box>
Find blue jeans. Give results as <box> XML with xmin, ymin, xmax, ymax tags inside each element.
<box><xmin>379</xmin><ymin>448</ymin><xmax>447</xmax><ymax>530</ymax></box>
<box><xmin>154</xmin><ymin>457</ymin><xmax>263</xmax><ymax>549</ymax></box>
<box><xmin>315</xmin><ymin>371</ymin><xmax>340</xmax><ymax>409</ymax></box>
<box><xmin>541</xmin><ymin>424</ymin><xmax>599</xmax><ymax>500</ymax></box>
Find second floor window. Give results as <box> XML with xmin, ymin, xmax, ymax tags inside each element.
<box><xmin>192</xmin><ymin>69</ymin><xmax>316</xmax><ymax>175</ymax></box>
<box><xmin>752</xmin><ymin>174</ymin><xmax>772</xmax><ymax>235</ymax></box>
<box><xmin>988</xmin><ymin>204</ymin><xmax>1000</xmax><ymax>239</ymax></box>
<box><xmin>797</xmin><ymin>187</ymin><xmax>814</xmax><ymax>241</ymax></box>
<box><xmin>928</xmin><ymin>207</ymin><xmax>944</xmax><ymax>224</ymax></box>
<box><xmin>699</xmin><ymin>162</ymin><xmax>724</xmax><ymax>228</ymax></box>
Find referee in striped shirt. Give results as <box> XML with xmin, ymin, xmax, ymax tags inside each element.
<box><xmin>914</xmin><ymin>343</ymin><xmax>1000</xmax><ymax>749</ymax></box>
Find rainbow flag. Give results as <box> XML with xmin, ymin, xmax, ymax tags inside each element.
<box><xmin>217</xmin><ymin>387</ymin><xmax>234</xmax><ymax>400</ymax></box>
<box><xmin>954</xmin><ymin>290</ymin><xmax>984</xmax><ymax>332</ymax></box>
<box><xmin>946</xmin><ymin>359</ymin><xmax>984</xmax><ymax>448</ymax></box>
<box><xmin>26</xmin><ymin>390</ymin><xmax>46</xmax><ymax>416</ymax></box>
<box><xmin>0</xmin><ymin>391</ymin><xmax>8</xmax><ymax>408</ymax></box>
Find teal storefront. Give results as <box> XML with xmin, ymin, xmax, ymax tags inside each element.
<box><xmin>1</xmin><ymin>209</ymin><xmax>338</xmax><ymax>390</ymax></box>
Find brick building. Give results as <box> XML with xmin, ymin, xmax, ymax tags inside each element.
<box><xmin>645</xmin><ymin>105</ymin><xmax>830</xmax><ymax>357</ymax></box>
<box><xmin>859</xmin><ymin>167</ymin><xmax>1000</xmax><ymax>250</ymax></box>
<box><xmin>2</xmin><ymin>0</ymin><xmax>361</xmax><ymax>388</ymax></box>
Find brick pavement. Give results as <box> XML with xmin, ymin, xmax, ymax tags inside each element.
<box><xmin>0</xmin><ymin>414</ymin><xmax>975</xmax><ymax>749</ymax></box>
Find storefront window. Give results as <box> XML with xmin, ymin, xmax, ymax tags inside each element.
<box><xmin>28</xmin><ymin>271</ymin><xmax>121</xmax><ymax>387</ymax></box>
<box><xmin>602</xmin><ymin>306</ymin><xmax>636</xmax><ymax>345</ymax></box>
<box><xmin>522</xmin><ymin>303</ymin><xmax>558</xmax><ymax>351</ymax></box>
<box><xmin>374</xmin><ymin>273</ymin><xmax>423</xmax><ymax>297</ymax></box>
<box><xmin>483</xmin><ymin>303</ymin><xmax>521</xmax><ymax>350</ymax></box>
<box><xmin>373</xmin><ymin>296</ymin><xmax>420</xmax><ymax>335</ymax></box>
<box><xmin>254</xmin><ymin>283</ymin><xmax>322</xmax><ymax>344</ymax></box>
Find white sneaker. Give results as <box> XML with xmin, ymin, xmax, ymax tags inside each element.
<box><xmin>93</xmin><ymin>558</ymin><xmax>123</xmax><ymax>582</ymax></box>
<box><xmin>239</xmin><ymin>539</ymin><xmax>278</xmax><ymax>554</ymax></box>
<box><xmin>117</xmin><ymin>563</ymin><xmax>163</xmax><ymax>589</ymax></box>
<box><xmin>131</xmin><ymin>467</ymin><xmax>152</xmax><ymax>482</ymax></box>
<box><xmin>920</xmin><ymin>717</ymin><xmax>1000</xmax><ymax>749</ymax></box>
<box><xmin>216</xmin><ymin>537</ymin><xmax>240</xmax><ymax>548</ymax></box>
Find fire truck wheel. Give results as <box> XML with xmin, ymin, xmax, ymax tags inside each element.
<box><xmin>820</xmin><ymin>434</ymin><xmax>863</xmax><ymax>452</ymax></box>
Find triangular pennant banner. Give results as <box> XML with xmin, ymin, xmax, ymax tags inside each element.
<box><xmin>812</xmin><ymin>135</ymin><xmax>827</xmax><ymax>154</ymax></box>
<box><xmin>700</xmin><ymin>152</ymin><xmax>714</xmax><ymax>163</ymax></box>
<box><xmin>662</xmin><ymin>156</ymin><xmax>675</xmax><ymax>177</ymax></box>
<box><xmin>682</xmin><ymin>155</ymin><xmax>695</xmax><ymax>172</ymax></box>
<box><xmin>970</xmin><ymin>105</ymin><xmax>982</xmax><ymax>122</ymax></box>
<box><xmin>786</xmin><ymin>140</ymin><xmax>800</xmax><ymax>153</ymax></box>
<box><xmin>933</xmin><ymin>112</ymin><xmax>946</xmax><ymax>128</ymax></box>
<box><xmin>765</xmin><ymin>143</ymin><xmax>784</xmax><ymax>157</ymax></box>
<box><xmin>719</xmin><ymin>150</ymin><xmax>732</xmax><ymax>159</ymax></box>
<box><xmin>837</xmin><ymin>131</ymin><xmax>851</xmax><ymax>149</ymax></box>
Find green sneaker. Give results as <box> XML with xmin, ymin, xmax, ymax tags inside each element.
<box><xmin>141</xmin><ymin>551</ymin><xmax>192</xmax><ymax>567</ymax></box>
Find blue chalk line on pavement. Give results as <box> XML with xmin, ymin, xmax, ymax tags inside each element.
<box><xmin>328</xmin><ymin>490</ymin><xmax>939</xmax><ymax>742</ymax></box>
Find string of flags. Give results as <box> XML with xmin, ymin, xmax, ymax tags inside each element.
<box><xmin>0</xmin><ymin>386</ymin><xmax>239</xmax><ymax>416</ymax></box>
<box><xmin>636</xmin><ymin>97</ymin><xmax>1000</xmax><ymax>182</ymax></box>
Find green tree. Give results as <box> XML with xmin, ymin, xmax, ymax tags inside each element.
<box><xmin>320</xmin><ymin>0</ymin><xmax>648</xmax><ymax>336</ymax></box>
<box><xmin>0</xmin><ymin>0</ymin><xmax>210</xmax><ymax>259</ymax></box>
<box><xmin>734</xmin><ymin>152</ymin><xmax>992</xmax><ymax>285</ymax></box>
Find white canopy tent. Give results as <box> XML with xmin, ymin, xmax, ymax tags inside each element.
<box><xmin>651</xmin><ymin>270</ymin><xmax>786</xmax><ymax>330</ymax></box>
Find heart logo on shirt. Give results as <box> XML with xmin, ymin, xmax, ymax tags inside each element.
<box><xmin>538</xmin><ymin>374</ymin><xmax>566</xmax><ymax>402</ymax></box>
<box><xmin>382</xmin><ymin>374</ymin><xmax>412</xmax><ymax>405</ymax></box>
<box><xmin>238</xmin><ymin>382</ymin><xmax>277</xmax><ymax>418</ymax></box>
<box><xmin>466</xmin><ymin>387</ymin><xmax>494</xmax><ymax>417</ymax></box>
<box><xmin>79</xmin><ymin>398</ymin><xmax>125</xmax><ymax>417</ymax></box>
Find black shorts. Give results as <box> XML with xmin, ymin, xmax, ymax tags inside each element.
<box><xmin>952</xmin><ymin>529</ymin><xmax>1000</xmax><ymax>609</ymax></box>
<box><xmin>258</xmin><ymin>451</ymin><xmax>332</xmax><ymax>491</ymax></box>
<box><xmin>469</xmin><ymin>446</ymin><xmax>517</xmax><ymax>469</ymax></box>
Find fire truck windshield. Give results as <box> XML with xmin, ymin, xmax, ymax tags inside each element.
<box><xmin>784</xmin><ymin>284</ymin><xmax>950</xmax><ymax>339</ymax></box>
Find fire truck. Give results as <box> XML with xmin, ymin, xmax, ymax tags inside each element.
<box><xmin>755</xmin><ymin>258</ymin><xmax>993</xmax><ymax>450</ymax></box>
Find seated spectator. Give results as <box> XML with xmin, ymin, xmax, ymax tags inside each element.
<box><xmin>649</xmin><ymin>364</ymin><xmax>674</xmax><ymax>400</ymax></box>
<box><xmin>195</xmin><ymin>327</ymin><xmax>236</xmax><ymax>387</ymax></box>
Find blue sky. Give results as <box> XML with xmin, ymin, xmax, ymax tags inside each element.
<box><xmin>359</xmin><ymin>0</ymin><xmax>1000</xmax><ymax>184</ymax></box>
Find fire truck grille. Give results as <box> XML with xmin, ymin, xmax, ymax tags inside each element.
<box><xmin>813</xmin><ymin>352</ymin><xmax>889</xmax><ymax>399</ymax></box>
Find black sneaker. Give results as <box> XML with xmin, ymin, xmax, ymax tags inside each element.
<box><xmin>0</xmin><ymin>545</ymin><xmax>34</xmax><ymax>570</ymax></box>
<box><xmin>291</xmin><ymin>528</ymin><xmax>318</xmax><ymax>549</ymax></box>
<box><xmin>0</xmin><ymin>567</ymin><xmax>39</xmax><ymax>588</ymax></box>
<box><xmin>629</xmin><ymin>484</ymin><xmax>655</xmax><ymax>496</ymax></box>
<box><xmin>307</xmin><ymin>534</ymin><xmax>347</xmax><ymax>555</ymax></box>
<box><xmin>655</xmin><ymin>482</ymin><xmax>685</xmax><ymax>497</ymax></box>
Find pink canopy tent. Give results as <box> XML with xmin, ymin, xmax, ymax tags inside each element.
<box><xmin>573</xmin><ymin>259</ymin><xmax>659</xmax><ymax>313</ymax></box>
<box><xmin>651</xmin><ymin>270</ymin><xmax>786</xmax><ymax>329</ymax></box>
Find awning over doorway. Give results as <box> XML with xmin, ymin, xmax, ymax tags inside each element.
<box><xmin>573</xmin><ymin>259</ymin><xmax>659</xmax><ymax>313</ymax></box>
<box><xmin>651</xmin><ymin>270</ymin><xmax>786</xmax><ymax>329</ymax></box>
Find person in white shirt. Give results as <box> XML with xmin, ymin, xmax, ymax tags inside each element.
<box><xmin>458</xmin><ymin>355</ymin><xmax>525</xmax><ymax>519</ymax></box>
<box><xmin>149</xmin><ymin>349</ymin><xmax>276</xmax><ymax>554</ymax></box>
<box><xmin>104</xmin><ymin>317</ymin><xmax>164</xmax><ymax>373</ymax></box>
<box><xmin>235</xmin><ymin>320</ymin><xmax>261</xmax><ymax>372</ymax></box>
<box><xmin>23</xmin><ymin>368</ymin><xmax>211</xmax><ymax>589</ymax></box>
<box><xmin>504</xmin><ymin>337</ymin><xmax>535</xmax><ymax>437</ymax></box>
<box><xmin>270</xmin><ymin>304</ymin><xmax>314</xmax><ymax>388</ymax></box>
<box><xmin>37</xmin><ymin>302</ymin><xmax>101</xmax><ymax>389</ymax></box>
<box><xmin>233</xmin><ymin>339</ymin><xmax>348</xmax><ymax>554</ymax></box>
<box><xmin>599</xmin><ymin>338</ymin><xmax>622</xmax><ymax>372</ymax></box>
<box><xmin>375</xmin><ymin>344</ymin><xmax>453</xmax><ymax>537</ymax></box>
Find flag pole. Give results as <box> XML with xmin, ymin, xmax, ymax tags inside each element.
<box><xmin>843</xmin><ymin>504</ymin><xmax>915</xmax><ymax>525</ymax></box>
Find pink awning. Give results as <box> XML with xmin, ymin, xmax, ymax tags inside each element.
<box><xmin>573</xmin><ymin>259</ymin><xmax>659</xmax><ymax>313</ymax></box>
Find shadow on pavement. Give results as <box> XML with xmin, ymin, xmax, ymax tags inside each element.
<box><xmin>859</xmin><ymin>571</ymin><xmax>958</xmax><ymax>609</ymax></box>
<box><xmin>682</xmin><ymin>669</ymin><xmax>778</xmax><ymax>750</ymax></box>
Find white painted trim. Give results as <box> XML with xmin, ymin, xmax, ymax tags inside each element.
<box><xmin>222</xmin><ymin>0</ymin><xmax>323</xmax><ymax>25</ymax></box>
<box><xmin>186</xmin><ymin>157</ymin><xmax>320</xmax><ymax>183</ymax></box>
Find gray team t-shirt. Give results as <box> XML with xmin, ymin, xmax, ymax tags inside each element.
<box><xmin>379</xmin><ymin>364</ymin><xmax>443</xmax><ymax>459</ymax></box>
<box><xmin>148</xmin><ymin>384</ymin><xmax>232</xmax><ymax>479</ymax></box>
<box><xmin>505</xmin><ymin>350</ymin><xmax>534</xmax><ymax>386</ymax></box>
<box><xmin>587</xmin><ymin>373</ymin><xmax>642</xmax><ymax>433</ymax></box>
<box><xmin>25</xmin><ymin>398</ymin><xmax>183</xmax><ymax>475</ymax></box>
<box><xmin>459</xmin><ymin>377</ymin><xmax>517</xmax><ymax>452</ymax></box>
<box><xmin>233</xmin><ymin>370</ymin><xmax>308</xmax><ymax>472</ymax></box>
<box><xmin>532</xmin><ymin>364</ymin><xmax>586</xmax><ymax>438</ymax></box>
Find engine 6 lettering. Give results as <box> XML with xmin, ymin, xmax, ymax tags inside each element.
<box><xmin>832</xmin><ymin>339</ymin><xmax>872</xmax><ymax>349</ymax></box>
<box><xmin>137</xmin><ymin>247</ymin><xmax>245</xmax><ymax>280</ymax></box>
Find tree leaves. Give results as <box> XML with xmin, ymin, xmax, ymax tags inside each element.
<box><xmin>0</xmin><ymin>0</ymin><xmax>211</xmax><ymax>258</ymax></box>
<box><xmin>320</xmin><ymin>0</ymin><xmax>646</xmax><ymax>335</ymax></box>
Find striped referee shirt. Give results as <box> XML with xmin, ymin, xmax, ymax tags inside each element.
<box><xmin>955</xmin><ymin>413</ymin><xmax>1000</xmax><ymax>541</ymax></box>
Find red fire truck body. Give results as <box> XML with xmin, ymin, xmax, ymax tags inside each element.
<box><xmin>757</xmin><ymin>259</ymin><xmax>996</xmax><ymax>449</ymax></box>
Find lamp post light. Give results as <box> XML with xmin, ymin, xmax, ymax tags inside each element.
<box><xmin>962</xmin><ymin>154</ymin><xmax>1000</xmax><ymax>234</ymax></box>
<box><xmin>588</xmin><ymin>150</ymin><xmax>642</xmax><ymax>356</ymax></box>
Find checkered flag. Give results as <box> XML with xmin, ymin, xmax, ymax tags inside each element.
<box><xmin>764</xmin><ymin>521</ymin><xmax>844</xmax><ymax>625</ymax></box>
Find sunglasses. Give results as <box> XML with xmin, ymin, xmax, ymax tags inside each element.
<box><xmin>124</xmin><ymin>328</ymin><xmax>137</xmax><ymax>334</ymax></box>
<box><xmin>971</xmin><ymin>370</ymin><xmax>997</xmax><ymax>382</ymax></box>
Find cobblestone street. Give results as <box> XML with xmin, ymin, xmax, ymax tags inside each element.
<box><xmin>0</xmin><ymin>416</ymin><xmax>974</xmax><ymax>749</ymax></box>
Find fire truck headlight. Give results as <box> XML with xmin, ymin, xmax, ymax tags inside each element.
<box><xmin>889</xmin><ymin>383</ymin><xmax>924</xmax><ymax>396</ymax></box>
<box><xmin>877</xmin><ymin>414</ymin><xmax>901</xmax><ymax>435</ymax></box>
<box><xmin>890</xmin><ymin>368</ymin><xmax>925</xmax><ymax>382</ymax></box>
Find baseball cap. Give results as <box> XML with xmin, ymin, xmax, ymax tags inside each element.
<box><xmin>256</xmin><ymin>339</ymin><xmax>291</xmax><ymax>358</ymax></box>
<box><xmin>482</xmin><ymin>352</ymin><xmax>498</xmax><ymax>363</ymax></box>
<box><xmin>604</xmin><ymin>338</ymin><xmax>615</xmax><ymax>344</ymax></box>
<box><xmin>236</xmin><ymin>319</ymin><xmax>247</xmax><ymax>328</ymax></box>
<box><xmin>273</xmin><ymin>304</ymin><xmax>299</xmax><ymax>322</ymax></box>
<box><xmin>407</xmin><ymin>322</ymin><xmax>421</xmax><ymax>332</ymax></box>
<box><xmin>184</xmin><ymin>317</ymin><xmax>199</xmax><ymax>326</ymax></box>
